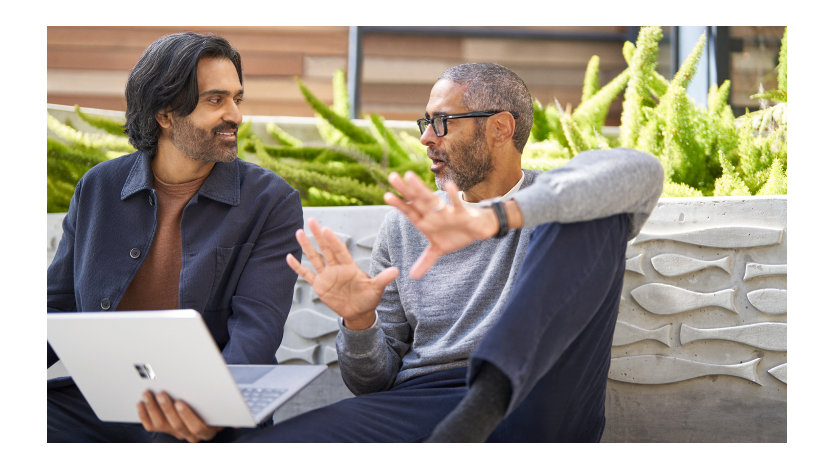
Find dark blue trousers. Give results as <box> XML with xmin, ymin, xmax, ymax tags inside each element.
<box><xmin>47</xmin><ymin>381</ymin><xmax>262</xmax><ymax>442</ymax></box>
<box><xmin>238</xmin><ymin>213</ymin><xmax>629</xmax><ymax>443</ymax></box>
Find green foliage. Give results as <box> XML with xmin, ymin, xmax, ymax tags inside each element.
<box><xmin>46</xmin><ymin>113</ymin><xmax>125</xmax><ymax>212</ymax></box>
<box><xmin>47</xmin><ymin>68</ymin><xmax>433</xmax><ymax>211</ymax></box>
<box><xmin>530</xmin><ymin>26</ymin><xmax>787</xmax><ymax>197</ymax></box>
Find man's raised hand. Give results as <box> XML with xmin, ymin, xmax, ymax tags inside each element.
<box><xmin>383</xmin><ymin>172</ymin><xmax>498</xmax><ymax>279</ymax></box>
<box><xmin>286</xmin><ymin>218</ymin><xmax>399</xmax><ymax>330</ymax></box>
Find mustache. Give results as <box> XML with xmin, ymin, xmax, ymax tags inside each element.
<box><xmin>212</xmin><ymin>122</ymin><xmax>239</xmax><ymax>133</ymax></box>
<box><xmin>427</xmin><ymin>148</ymin><xmax>447</xmax><ymax>161</ymax></box>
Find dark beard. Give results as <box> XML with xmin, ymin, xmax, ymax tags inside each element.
<box><xmin>433</xmin><ymin>131</ymin><xmax>493</xmax><ymax>192</ymax></box>
<box><xmin>170</xmin><ymin>117</ymin><xmax>238</xmax><ymax>163</ymax></box>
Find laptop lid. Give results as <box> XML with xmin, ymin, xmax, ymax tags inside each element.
<box><xmin>47</xmin><ymin>309</ymin><xmax>325</xmax><ymax>427</ymax></box>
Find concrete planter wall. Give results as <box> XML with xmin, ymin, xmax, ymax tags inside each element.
<box><xmin>46</xmin><ymin>196</ymin><xmax>787</xmax><ymax>442</ymax></box>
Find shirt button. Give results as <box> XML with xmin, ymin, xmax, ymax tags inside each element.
<box><xmin>100</xmin><ymin>298</ymin><xmax>111</xmax><ymax>310</ymax></box>
<box><xmin>130</xmin><ymin>248</ymin><xmax>141</xmax><ymax>259</ymax></box>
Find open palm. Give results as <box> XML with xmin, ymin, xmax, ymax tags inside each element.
<box><xmin>286</xmin><ymin>218</ymin><xmax>398</xmax><ymax>330</ymax></box>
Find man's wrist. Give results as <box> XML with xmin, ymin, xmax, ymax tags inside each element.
<box><xmin>343</xmin><ymin>311</ymin><xmax>377</xmax><ymax>331</ymax></box>
<box><xmin>487</xmin><ymin>199</ymin><xmax>523</xmax><ymax>238</ymax></box>
<box><xmin>491</xmin><ymin>202</ymin><xmax>509</xmax><ymax>238</ymax></box>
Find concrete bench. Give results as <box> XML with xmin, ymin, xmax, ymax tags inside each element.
<box><xmin>47</xmin><ymin>196</ymin><xmax>787</xmax><ymax>442</ymax></box>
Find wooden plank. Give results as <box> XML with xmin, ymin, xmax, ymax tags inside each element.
<box><xmin>239</xmin><ymin>52</ymin><xmax>305</xmax><ymax>77</ymax></box>
<box><xmin>48</xmin><ymin>70</ymin><xmax>127</xmax><ymax>96</ymax></box>
<box><xmin>362</xmin><ymin>33</ymin><xmax>463</xmax><ymax>60</ymax></box>
<box><xmin>47</xmin><ymin>46</ymin><xmax>145</xmax><ymax>71</ymax></box>
<box><xmin>304</xmin><ymin>56</ymin><xmax>349</xmax><ymax>79</ymax></box>
<box><xmin>362</xmin><ymin>58</ymin><xmax>460</xmax><ymax>84</ymax></box>
<box><xmin>243</xmin><ymin>77</ymin><xmax>333</xmax><ymax>102</ymax></box>
<box><xmin>463</xmin><ymin>38</ymin><xmax>625</xmax><ymax>67</ymax></box>
<box><xmin>48</xmin><ymin>26</ymin><xmax>349</xmax><ymax>56</ymax></box>
<box><xmin>360</xmin><ymin>83</ymin><xmax>435</xmax><ymax>106</ymax></box>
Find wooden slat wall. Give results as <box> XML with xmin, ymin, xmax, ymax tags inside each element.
<box><xmin>359</xmin><ymin>27</ymin><xmax>629</xmax><ymax>123</ymax></box>
<box><xmin>48</xmin><ymin>26</ymin><xmax>630</xmax><ymax>124</ymax></box>
<box><xmin>47</xmin><ymin>26</ymin><xmax>349</xmax><ymax>118</ymax></box>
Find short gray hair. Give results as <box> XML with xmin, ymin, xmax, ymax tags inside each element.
<box><xmin>438</xmin><ymin>63</ymin><xmax>533</xmax><ymax>152</ymax></box>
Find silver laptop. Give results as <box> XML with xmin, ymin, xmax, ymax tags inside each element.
<box><xmin>47</xmin><ymin>309</ymin><xmax>326</xmax><ymax>427</ymax></box>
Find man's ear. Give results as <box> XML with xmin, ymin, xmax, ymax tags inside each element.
<box><xmin>156</xmin><ymin>109</ymin><xmax>173</xmax><ymax>129</ymax></box>
<box><xmin>488</xmin><ymin>112</ymin><xmax>516</xmax><ymax>145</ymax></box>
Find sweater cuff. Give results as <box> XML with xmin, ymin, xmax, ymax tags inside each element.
<box><xmin>338</xmin><ymin>312</ymin><xmax>380</xmax><ymax>338</ymax></box>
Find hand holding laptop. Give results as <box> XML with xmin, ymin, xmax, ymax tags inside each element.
<box><xmin>137</xmin><ymin>390</ymin><xmax>222</xmax><ymax>443</ymax></box>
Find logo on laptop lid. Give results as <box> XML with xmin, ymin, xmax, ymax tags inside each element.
<box><xmin>134</xmin><ymin>363</ymin><xmax>156</xmax><ymax>380</ymax></box>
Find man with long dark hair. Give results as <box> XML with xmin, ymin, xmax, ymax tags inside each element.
<box><xmin>47</xmin><ymin>32</ymin><xmax>303</xmax><ymax>442</ymax></box>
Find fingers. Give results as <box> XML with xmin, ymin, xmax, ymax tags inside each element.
<box><xmin>172</xmin><ymin>399</ymin><xmax>221</xmax><ymax>442</ymax></box>
<box><xmin>295</xmin><ymin>222</ymin><xmax>324</xmax><ymax>273</ymax></box>
<box><xmin>286</xmin><ymin>252</ymin><xmax>314</xmax><ymax>284</ymax></box>
<box><xmin>373</xmin><ymin>266</ymin><xmax>400</xmax><ymax>288</ymax></box>
<box><xmin>410</xmin><ymin>247</ymin><xmax>441</xmax><ymax>280</ymax></box>
<box><xmin>288</xmin><ymin>218</ymin><xmax>358</xmax><ymax>277</ymax></box>
<box><xmin>388</xmin><ymin>172</ymin><xmax>444</xmax><ymax>215</ymax></box>
<box><xmin>140</xmin><ymin>391</ymin><xmax>169</xmax><ymax>432</ymax></box>
<box><xmin>139</xmin><ymin>391</ymin><xmax>206</xmax><ymax>442</ymax></box>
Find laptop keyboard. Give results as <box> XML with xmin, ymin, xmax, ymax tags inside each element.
<box><xmin>241</xmin><ymin>387</ymin><xmax>288</xmax><ymax>415</ymax></box>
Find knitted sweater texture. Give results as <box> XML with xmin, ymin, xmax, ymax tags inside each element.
<box><xmin>335</xmin><ymin>148</ymin><xmax>664</xmax><ymax>394</ymax></box>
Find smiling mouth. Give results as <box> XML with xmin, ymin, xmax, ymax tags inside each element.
<box><xmin>215</xmin><ymin>130</ymin><xmax>237</xmax><ymax>142</ymax></box>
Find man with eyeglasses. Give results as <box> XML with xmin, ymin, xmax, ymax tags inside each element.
<box><xmin>232</xmin><ymin>62</ymin><xmax>664</xmax><ymax>442</ymax></box>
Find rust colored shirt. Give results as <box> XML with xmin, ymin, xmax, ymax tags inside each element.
<box><xmin>118</xmin><ymin>173</ymin><xmax>209</xmax><ymax>311</ymax></box>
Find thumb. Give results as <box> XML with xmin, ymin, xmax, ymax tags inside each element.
<box><xmin>373</xmin><ymin>266</ymin><xmax>399</xmax><ymax>288</ymax></box>
<box><xmin>410</xmin><ymin>247</ymin><xmax>440</xmax><ymax>279</ymax></box>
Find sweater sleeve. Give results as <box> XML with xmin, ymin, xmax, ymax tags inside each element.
<box><xmin>335</xmin><ymin>211</ymin><xmax>412</xmax><ymax>394</ymax></box>
<box><xmin>512</xmin><ymin>148</ymin><xmax>664</xmax><ymax>239</ymax></box>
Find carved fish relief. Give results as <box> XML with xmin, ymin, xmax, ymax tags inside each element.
<box><xmin>608</xmin><ymin>355</ymin><xmax>761</xmax><ymax>385</ymax></box>
<box><xmin>625</xmin><ymin>254</ymin><xmax>645</xmax><ymax>275</ymax></box>
<box><xmin>680</xmin><ymin>322</ymin><xmax>787</xmax><ymax>351</ymax></box>
<box><xmin>743</xmin><ymin>263</ymin><xmax>788</xmax><ymax>280</ymax></box>
<box><xmin>275</xmin><ymin>344</ymin><xmax>318</xmax><ymax>364</ymax></box>
<box><xmin>632</xmin><ymin>226</ymin><xmax>783</xmax><ymax>248</ymax></box>
<box><xmin>747</xmin><ymin>288</ymin><xmax>788</xmax><ymax>315</ymax></box>
<box><xmin>768</xmin><ymin>363</ymin><xmax>787</xmax><ymax>384</ymax></box>
<box><xmin>356</xmin><ymin>234</ymin><xmax>377</xmax><ymax>249</ymax></box>
<box><xmin>650</xmin><ymin>254</ymin><xmax>731</xmax><ymax>277</ymax></box>
<box><xmin>631</xmin><ymin>283</ymin><xmax>736</xmax><ymax>315</ymax></box>
<box><xmin>285</xmin><ymin>308</ymin><xmax>339</xmax><ymax>339</ymax></box>
<box><xmin>613</xmin><ymin>321</ymin><xmax>672</xmax><ymax>347</ymax></box>
<box><xmin>323</xmin><ymin>345</ymin><xmax>338</xmax><ymax>364</ymax></box>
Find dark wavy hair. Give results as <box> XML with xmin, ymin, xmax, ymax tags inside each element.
<box><xmin>124</xmin><ymin>32</ymin><xmax>242</xmax><ymax>156</ymax></box>
<box><xmin>438</xmin><ymin>63</ymin><xmax>533</xmax><ymax>153</ymax></box>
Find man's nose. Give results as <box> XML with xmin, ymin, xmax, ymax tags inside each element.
<box><xmin>225</xmin><ymin>100</ymin><xmax>242</xmax><ymax>125</ymax></box>
<box><xmin>420</xmin><ymin>123</ymin><xmax>438</xmax><ymax>146</ymax></box>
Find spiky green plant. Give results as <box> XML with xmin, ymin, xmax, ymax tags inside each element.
<box><xmin>528</xmin><ymin>26</ymin><xmax>786</xmax><ymax>197</ymax></box>
<box><xmin>46</xmin><ymin>67</ymin><xmax>436</xmax><ymax>211</ymax></box>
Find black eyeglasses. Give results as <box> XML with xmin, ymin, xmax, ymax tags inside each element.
<box><xmin>417</xmin><ymin>110</ymin><xmax>518</xmax><ymax>137</ymax></box>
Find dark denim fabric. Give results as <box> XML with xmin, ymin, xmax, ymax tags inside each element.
<box><xmin>238</xmin><ymin>214</ymin><xmax>628</xmax><ymax>442</ymax></box>
<box><xmin>47</xmin><ymin>151</ymin><xmax>303</xmax><ymax>372</ymax></box>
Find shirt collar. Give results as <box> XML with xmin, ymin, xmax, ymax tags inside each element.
<box><xmin>459</xmin><ymin>173</ymin><xmax>525</xmax><ymax>208</ymax></box>
<box><xmin>120</xmin><ymin>151</ymin><xmax>241</xmax><ymax>206</ymax></box>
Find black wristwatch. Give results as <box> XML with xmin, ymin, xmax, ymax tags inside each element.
<box><xmin>491</xmin><ymin>201</ymin><xmax>509</xmax><ymax>238</ymax></box>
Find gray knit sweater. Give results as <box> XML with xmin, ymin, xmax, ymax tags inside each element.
<box><xmin>335</xmin><ymin>148</ymin><xmax>664</xmax><ymax>394</ymax></box>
